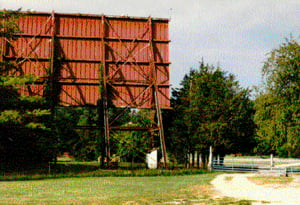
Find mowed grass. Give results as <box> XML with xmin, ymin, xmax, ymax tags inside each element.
<box><xmin>0</xmin><ymin>173</ymin><xmax>250</xmax><ymax>204</ymax></box>
<box><xmin>0</xmin><ymin>174</ymin><xmax>211</xmax><ymax>204</ymax></box>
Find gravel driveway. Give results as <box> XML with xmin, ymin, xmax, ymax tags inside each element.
<box><xmin>211</xmin><ymin>173</ymin><xmax>300</xmax><ymax>204</ymax></box>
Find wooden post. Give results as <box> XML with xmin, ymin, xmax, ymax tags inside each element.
<box><xmin>191</xmin><ymin>152</ymin><xmax>195</xmax><ymax>168</ymax></box>
<box><xmin>270</xmin><ymin>154</ymin><xmax>274</xmax><ymax>167</ymax></box>
<box><xmin>208</xmin><ymin>146</ymin><xmax>213</xmax><ymax>171</ymax></box>
<box><xmin>196</xmin><ymin>151</ymin><xmax>200</xmax><ymax>168</ymax></box>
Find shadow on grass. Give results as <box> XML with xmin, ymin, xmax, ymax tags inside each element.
<box><xmin>52</xmin><ymin>162</ymin><xmax>99</xmax><ymax>174</ymax></box>
<box><xmin>0</xmin><ymin>162</ymin><xmax>98</xmax><ymax>181</ymax></box>
<box><xmin>0</xmin><ymin>162</ymin><xmax>209</xmax><ymax>181</ymax></box>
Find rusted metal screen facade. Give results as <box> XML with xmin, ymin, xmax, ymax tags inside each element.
<box><xmin>3</xmin><ymin>12</ymin><xmax>170</xmax><ymax>108</ymax></box>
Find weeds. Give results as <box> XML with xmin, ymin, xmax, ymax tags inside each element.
<box><xmin>247</xmin><ymin>175</ymin><xmax>293</xmax><ymax>185</ymax></box>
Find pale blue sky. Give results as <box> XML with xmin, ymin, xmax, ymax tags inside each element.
<box><xmin>1</xmin><ymin>0</ymin><xmax>299</xmax><ymax>92</ymax></box>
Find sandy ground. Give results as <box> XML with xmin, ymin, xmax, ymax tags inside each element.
<box><xmin>211</xmin><ymin>173</ymin><xmax>300</xmax><ymax>204</ymax></box>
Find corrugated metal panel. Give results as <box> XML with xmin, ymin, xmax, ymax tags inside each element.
<box><xmin>60</xmin><ymin>62</ymin><xmax>99</xmax><ymax>83</ymax></box>
<box><xmin>153</xmin><ymin>21</ymin><xmax>169</xmax><ymax>41</ymax></box>
<box><xmin>57</xmin><ymin>16</ymin><xmax>102</xmax><ymax>37</ymax></box>
<box><xmin>106</xmin><ymin>41</ymin><xmax>152</xmax><ymax>62</ymax></box>
<box><xmin>18</xmin><ymin>15</ymin><xmax>52</xmax><ymax>36</ymax></box>
<box><xmin>6</xmin><ymin>60</ymin><xmax>48</xmax><ymax>82</ymax></box>
<box><xmin>108</xmin><ymin>64</ymin><xmax>151</xmax><ymax>82</ymax></box>
<box><xmin>20</xmin><ymin>84</ymin><xmax>45</xmax><ymax>96</ymax></box>
<box><xmin>7</xmin><ymin>12</ymin><xmax>170</xmax><ymax>108</ymax></box>
<box><xmin>158</xmin><ymin>87</ymin><xmax>169</xmax><ymax>108</ymax></box>
<box><xmin>21</xmin><ymin>61</ymin><xmax>49</xmax><ymax>78</ymax></box>
<box><xmin>0</xmin><ymin>37</ymin><xmax>4</xmax><ymax>56</ymax></box>
<box><xmin>153</xmin><ymin>43</ymin><xmax>169</xmax><ymax>63</ymax></box>
<box><xmin>156</xmin><ymin>65</ymin><xmax>169</xmax><ymax>85</ymax></box>
<box><xmin>107</xmin><ymin>19</ymin><xmax>150</xmax><ymax>40</ymax></box>
<box><xmin>60</xmin><ymin>85</ymin><xmax>99</xmax><ymax>106</ymax></box>
<box><xmin>7</xmin><ymin>37</ymin><xmax>51</xmax><ymax>58</ymax></box>
<box><xmin>58</xmin><ymin>39</ymin><xmax>102</xmax><ymax>60</ymax></box>
<box><xmin>111</xmin><ymin>85</ymin><xmax>153</xmax><ymax>108</ymax></box>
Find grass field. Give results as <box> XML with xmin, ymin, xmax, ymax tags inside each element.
<box><xmin>0</xmin><ymin>173</ymin><xmax>250</xmax><ymax>204</ymax></box>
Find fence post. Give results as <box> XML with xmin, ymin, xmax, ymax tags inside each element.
<box><xmin>208</xmin><ymin>146</ymin><xmax>213</xmax><ymax>171</ymax></box>
<box><xmin>284</xmin><ymin>167</ymin><xmax>288</xmax><ymax>177</ymax></box>
<box><xmin>270</xmin><ymin>154</ymin><xmax>274</xmax><ymax>168</ymax></box>
<box><xmin>48</xmin><ymin>161</ymin><xmax>51</xmax><ymax>175</ymax></box>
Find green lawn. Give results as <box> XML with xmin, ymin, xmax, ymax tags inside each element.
<box><xmin>0</xmin><ymin>173</ymin><xmax>250</xmax><ymax>204</ymax></box>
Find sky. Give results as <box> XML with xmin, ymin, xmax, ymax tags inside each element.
<box><xmin>1</xmin><ymin>0</ymin><xmax>299</xmax><ymax>91</ymax></box>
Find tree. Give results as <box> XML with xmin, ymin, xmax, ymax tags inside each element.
<box><xmin>112</xmin><ymin>110</ymin><xmax>152</xmax><ymax>168</ymax></box>
<box><xmin>0</xmin><ymin>10</ymin><xmax>56</xmax><ymax>168</ymax></box>
<box><xmin>168</xmin><ymin>62</ymin><xmax>256</xmax><ymax>167</ymax></box>
<box><xmin>254</xmin><ymin>38</ymin><xmax>300</xmax><ymax>157</ymax></box>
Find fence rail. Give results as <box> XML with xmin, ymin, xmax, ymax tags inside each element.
<box><xmin>211</xmin><ymin>157</ymin><xmax>300</xmax><ymax>175</ymax></box>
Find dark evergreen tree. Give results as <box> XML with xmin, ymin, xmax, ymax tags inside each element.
<box><xmin>0</xmin><ymin>10</ymin><xmax>56</xmax><ymax>168</ymax></box>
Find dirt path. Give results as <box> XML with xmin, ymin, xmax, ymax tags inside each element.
<box><xmin>211</xmin><ymin>173</ymin><xmax>300</xmax><ymax>204</ymax></box>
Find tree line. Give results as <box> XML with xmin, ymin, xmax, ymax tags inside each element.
<box><xmin>0</xmin><ymin>10</ymin><xmax>299</xmax><ymax>169</ymax></box>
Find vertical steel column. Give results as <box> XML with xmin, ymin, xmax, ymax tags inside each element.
<box><xmin>148</xmin><ymin>17</ymin><xmax>168</xmax><ymax>168</ymax></box>
<box><xmin>49</xmin><ymin>11</ymin><xmax>56</xmax><ymax>114</ymax></box>
<box><xmin>0</xmin><ymin>38</ymin><xmax>6</xmax><ymax>66</ymax></box>
<box><xmin>1</xmin><ymin>15</ymin><xmax>8</xmax><ymax>74</ymax></box>
<box><xmin>101</xmin><ymin>14</ymin><xmax>111</xmax><ymax>167</ymax></box>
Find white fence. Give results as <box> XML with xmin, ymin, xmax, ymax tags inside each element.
<box><xmin>211</xmin><ymin>156</ymin><xmax>300</xmax><ymax>174</ymax></box>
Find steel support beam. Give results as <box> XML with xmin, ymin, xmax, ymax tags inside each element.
<box><xmin>49</xmin><ymin>11</ymin><xmax>56</xmax><ymax>113</ymax></box>
<box><xmin>4</xmin><ymin>56</ymin><xmax>171</xmax><ymax>65</ymax></box>
<box><xmin>101</xmin><ymin>14</ymin><xmax>111</xmax><ymax>167</ymax></box>
<box><xmin>148</xmin><ymin>17</ymin><xmax>168</xmax><ymax>168</ymax></box>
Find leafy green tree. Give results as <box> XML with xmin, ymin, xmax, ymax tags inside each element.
<box><xmin>52</xmin><ymin>106</ymin><xmax>101</xmax><ymax>161</ymax></box>
<box><xmin>0</xmin><ymin>10</ymin><xmax>56</xmax><ymax>168</ymax></box>
<box><xmin>52</xmin><ymin>105</ymin><xmax>136</xmax><ymax>162</ymax></box>
<box><xmin>112</xmin><ymin>110</ymin><xmax>152</xmax><ymax>167</ymax></box>
<box><xmin>254</xmin><ymin>38</ymin><xmax>300</xmax><ymax>157</ymax></box>
<box><xmin>113</xmin><ymin>130</ymin><xmax>151</xmax><ymax>166</ymax></box>
<box><xmin>168</xmin><ymin>62</ymin><xmax>255</xmax><ymax>166</ymax></box>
